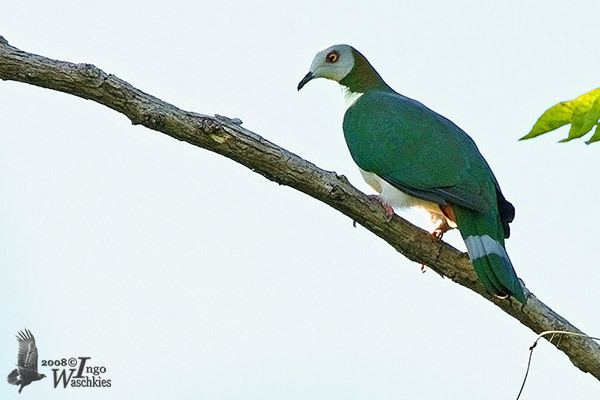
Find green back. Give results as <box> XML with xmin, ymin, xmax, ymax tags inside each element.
<box><xmin>343</xmin><ymin>90</ymin><xmax>497</xmax><ymax>213</ymax></box>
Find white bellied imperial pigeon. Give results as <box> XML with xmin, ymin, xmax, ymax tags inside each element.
<box><xmin>298</xmin><ymin>44</ymin><xmax>526</xmax><ymax>303</ymax></box>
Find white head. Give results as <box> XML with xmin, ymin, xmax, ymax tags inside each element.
<box><xmin>297</xmin><ymin>44</ymin><xmax>355</xmax><ymax>90</ymax></box>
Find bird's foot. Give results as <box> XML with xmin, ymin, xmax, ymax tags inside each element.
<box><xmin>431</xmin><ymin>220</ymin><xmax>451</xmax><ymax>239</ymax></box>
<box><xmin>422</xmin><ymin>219</ymin><xmax>451</xmax><ymax>273</ymax></box>
<box><xmin>432</xmin><ymin>228</ymin><xmax>445</xmax><ymax>239</ymax></box>
<box><xmin>368</xmin><ymin>195</ymin><xmax>394</xmax><ymax>221</ymax></box>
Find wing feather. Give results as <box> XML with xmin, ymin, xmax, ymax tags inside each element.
<box><xmin>16</xmin><ymin>329</ymin><xmax>39</xmax><ymax>372</ymax></box>
<box><xmin>343</xmin><ymin>91</ymin><xmax>496</xmax><ymax>212</ymax></box>
<box><xmin>381</xmin><ymin>176</ymin><xmax>487</xmax><ymax>212</ymax></box>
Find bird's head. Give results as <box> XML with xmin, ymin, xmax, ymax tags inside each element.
<box><xmin>298</xmin><ymin>44</ymin><xmax>391</xmax><ymax>94</ymax></box>
<box><xmin>297</xmin><ymin>44</ymin><xmax>355</xmax><ymax>91</ymax></box>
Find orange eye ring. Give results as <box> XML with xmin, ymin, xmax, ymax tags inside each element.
<box><xmin>326</xmin><ymin>51</ymin><xmax>339</xmax><ymax>63</ymax></box>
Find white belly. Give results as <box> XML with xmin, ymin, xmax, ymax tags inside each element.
<box><xmin>360</xmin><ymin>169</ymin><xmax>432</xmax><ymax>209</ymax></box>
<box><xmin>360</xmin><ymin>169</ymin><xmax>457</xmax><ymax>228</ymax></box>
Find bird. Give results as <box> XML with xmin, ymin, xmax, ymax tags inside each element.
<box><xmin>7</xmin><ymin>329</ymin><xmax>46</xmax><ymax>393</ymax></box>
<box><xmin>298</xmin><ymin>44</ymin><xmax>526</xmax><ymax>303</ymax></box>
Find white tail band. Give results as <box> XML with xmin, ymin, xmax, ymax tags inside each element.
<box><xmin>464</xmin><ymin>235</ymin><xmax>510</xmax><ymax>264</ymax></box>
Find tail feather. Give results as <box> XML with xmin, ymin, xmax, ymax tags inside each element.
<box><xmin>472</xmin><ymin>256</ymin><xmax>506</xmax><ymax>297</ymax></box>
<box><xmin>456</xmin><ymin>207</ymin><xmax>527</xmax><ymax>303</ymax></box>
<box><xmin>464</xmin><ymin>235</ymin><xmax>504</xmax><ymax>294</ymax></box>
<box><xmin>7</xmin><ymin>369</ymin><xmax>18</xmax><ymax>385</ymax></box>
<box><xmin>466</xmin><ymin>235</ymin><xmax>525</xmax><ymax>302</ymax></box>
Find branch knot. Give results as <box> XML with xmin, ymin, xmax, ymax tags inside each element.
<box><xmin>199</xmin><ymin>118</ymin><xmax>222</xmax><ymax>134</ymax></box>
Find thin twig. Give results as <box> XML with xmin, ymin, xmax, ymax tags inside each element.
<box><xmin>516</xmin><ymin>331</ymin><xmax>600</xmax><ymax>399</ymax></box>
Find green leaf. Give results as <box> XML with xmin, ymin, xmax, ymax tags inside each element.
<box><xmin>586</xmin><ymin>124</ymin><xmax>600</xmax><ymax>144</ymax></box>
<box><xmin>520</xmin><ymin>88</ymin><xmax>600</xmax><ymax>143</ymax></box>
<box><xmin>520</xmin><ymin>101</ymin><xmax>573</xmax><ymax>140</ymax></box>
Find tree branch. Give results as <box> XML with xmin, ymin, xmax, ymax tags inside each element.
<box><xmin>1</xmin><ymin>35</ymin><xmax>599</xmax><ymax>380</ymax></box>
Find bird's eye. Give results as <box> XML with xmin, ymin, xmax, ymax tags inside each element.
<box><xmin>326</xmin><ymin>51</ymin><xmax>339</xmax><ymax>63</ymax></box>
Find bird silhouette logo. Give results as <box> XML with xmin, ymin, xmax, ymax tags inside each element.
<box><xmin>6</xmin><ymin>329</ymin><xmax>46</xmax><ymax>393</ymax></box>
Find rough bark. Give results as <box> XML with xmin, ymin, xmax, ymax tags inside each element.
<box><xmin>1</xmin><ymin>36</ymin><xmax>599</xmax><ymax>380</ymax></box>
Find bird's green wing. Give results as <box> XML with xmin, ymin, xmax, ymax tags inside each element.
<box><xmin>343</xmin><ymin>91</ymin><xmax>495</xmax><ymax>212</ymax></box>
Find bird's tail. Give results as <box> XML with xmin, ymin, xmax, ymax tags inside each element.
<box><xmin>7</xmin><ymin>369</ymin><xmax>18</xmax><ymax>385</ymax></box>
<box><xmin>454</xmin><ymin>207</ymin><xmax>527</xmax><ymax>303</ymax></box>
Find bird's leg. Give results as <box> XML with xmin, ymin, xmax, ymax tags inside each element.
<box><xmin>367</xmin><ymin>195</ymin><xmax>395</xmax><ymax>221</ymax></box>
<box><xmin>435</xmin><ymin>204</ymin><xmax>457</xmax><ymax>239</ymax></box>
<box><xmin>422</xmin><ymin>212</ymin><xmax>452</xmax><ymax>273</ymax></box>
<box><xmin>431</xmin><ymin>206</ymin><xmax>455</xmax><ymax>239</ymax></box>
<box><xmin>432</xmin><ymin>219</ymin><xmax>451</xmax><ymax>239</ymax></box>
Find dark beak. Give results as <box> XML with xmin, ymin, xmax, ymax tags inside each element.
<box><xmin>297</xmin><ymin>71</ymin><xmax>314</xmax><ymax>91</ymax></box>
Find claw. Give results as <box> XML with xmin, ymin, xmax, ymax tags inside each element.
<box><xmin>431</xmin><ymin>220</ymin><xmax>451</xmax><ymax>239</ymax></box>
<box><xmin>432</xmin><ymin>229</ymin><xmax>445</xmax><ymax>239</ymax></box>
<box><xmin>424</xmin><ymin>219</ymin><xmax>451</xmax><ymax>272</ymax></box>
<box><xmin>368</xmin><ymin>195</ymin><xmax>394</xmax><ymax>221</ymax></box>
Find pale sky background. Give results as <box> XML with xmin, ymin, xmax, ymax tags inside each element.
<box><xmin>1</xmin><ymin>1</ymin><xmax>599</xmax><ymax>399</ymax></box>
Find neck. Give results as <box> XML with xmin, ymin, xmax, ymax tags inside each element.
<box><xmin>339</xmin><ymin>48</ymin><xmax>394</xmax><ymax>93</ymax></box>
